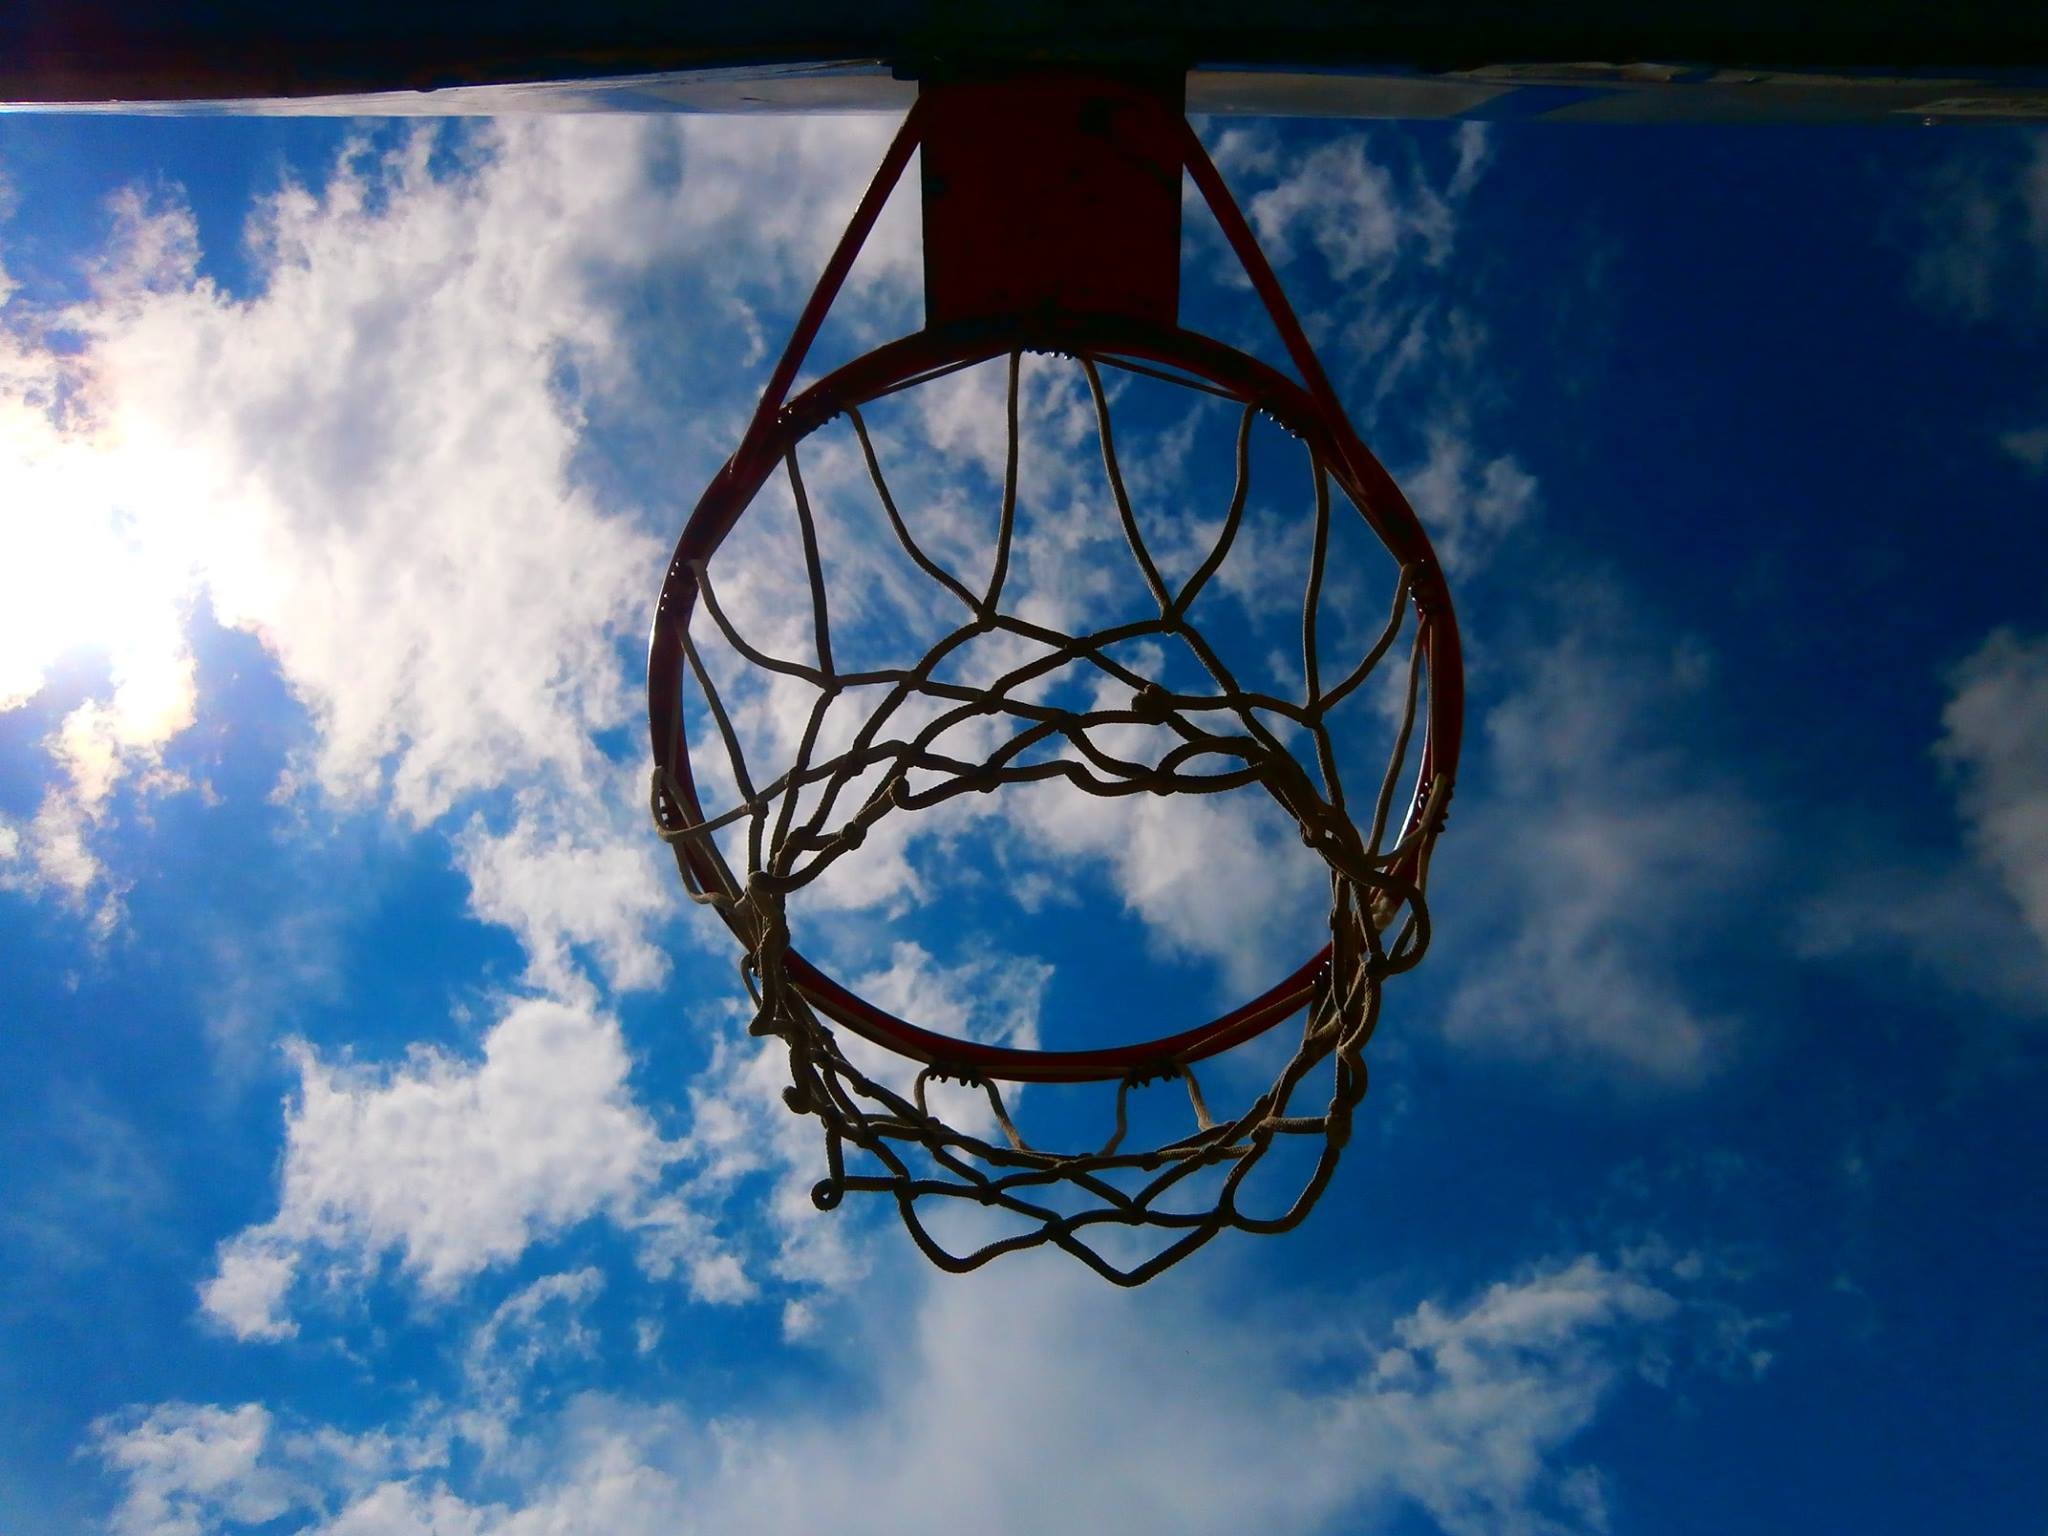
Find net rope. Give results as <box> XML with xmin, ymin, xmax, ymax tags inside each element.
<box><xmin>653</xmin><ymin>350</ymin><xmax>1447</xmax><ymax>1285</ymax></box>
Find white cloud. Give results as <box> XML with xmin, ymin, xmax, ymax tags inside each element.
<box><xmin>1441</xmin><ymin>587</ymin><xmax>1763</xmax><ymax>1080</ymax></box>
<box><xmin>850</xmin><ymin>940</ymin><xmax>1046</xmax><ymax>1055</ymax></box>
<box><xmin>460</xmin><ymin>1268</ymin><xmax>607</xmax><ymax>1456</ymax></box>
<box><xmin>95</xmin><ymin>1403</ymin><xmax>293</xmax><ymax>1536</ymax></box>
<box><xmin>1227</xmin><ymin>128</ymin><xmax>1484</xmax><ymax>282</ymax></box>
<box><xmin>1798</xmin><ymin>851</ymin><xmax>2048</xmax><ymax>1015</ymax></box>
<box><xmin>1397</xmin><ymin>420</ymin><xmax>1539</xmax><ymax>575</ymax></box>
<box><xmin>1200</xmin><ymin>122</ymin><xmax>1501</xmax><ymax>419</ymax></box>
<box><xmin>623</xmin><ymin>1190</ymin><xmax>760</xmax><ymax>1309</ymax></box>
<box><xmin>93</xmin><ymin>1402</ymin><xmax>445</xmax><ymax>1536</ymax></box>
<box><xmin>1904</xmin><ymin>137</ymin><xmax>2048</xmax><ymax>471</ymax></box>
<box><xmin>1936</xmin><ymin>628</ymin><xmax>2048</xmax><ymax>949</ymax></box>
<box><xmin>1355</xmin><ymin>1254</ymin><xmax>1679</xmax><ymax>1535</ymax></box>
<box><xmin>2002</xmin><ymin>423</ymin><xmax>2048</xmax><ymax>473</ymax></box>
<box><xmin>1</xmin><ymin>112</ymin><xmax>917</xmax><ymax>951</ymax></box>
<box><xmin>1880</xmin><ymin>125</ymin><xmax>2048</xmax><ymax>938</ymax></box>
<box><xmin>1790</xmin><ymin>638</ymin><xmax>2048</xmax><ymax>1018</ymax></box>
<box><xmin>61</xmin><ymin>148</ymin><xmax>660</xmax><ymax>826</ymax></box>
<box><xmin>1019</xmin><ymin>773</ymin><xmax>1326</xmax><ymax>997</ymax></box>
<box><xmin>108</xmin><ymin>1243</ymin><xmax>1752</xmax><ymax>1536</ymax></box>
<box><xmin>1194</xmin><ymin>123</ymin><xmax>1532</xmax><ymax>624</ymax></box>
<box><xmin>199</xmin><ymin>907</ymin><xmax>350</xmax><ymax>1085</ymax></box>
<box><xmin>1907</xmin><ymin>133</ymin><xmax>2048</xmax><ymax>323</ymax></box>
<box><xmin>199</xmin><ymin>1241</ymin><xmax>301</xmax><ymax>1343</ymax></box>
<box><xmin>456</xmin><ymin>781</ymin><xmax>673</xmax><ymax>998</ymax></box>
<box><xmin>0</xmin><ymin>785</ymin><xmax>124</xmax><ymax>933</ymax></box>
<box><xmin>200</xmin><ymin>996</ymin><xmax>680</xmax><ymax>1335</ymax></box>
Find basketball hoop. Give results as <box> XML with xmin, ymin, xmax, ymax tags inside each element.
<box><xmin>648</xmin><ymin>73</ymin><xmax>1462</xmax><ymax>1284</ymax></box>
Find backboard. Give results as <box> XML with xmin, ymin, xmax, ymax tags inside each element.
<box><xmin>4</xmin><ymin>1</ymin><xmax>2047</xmax><ymax>122</ymax></box>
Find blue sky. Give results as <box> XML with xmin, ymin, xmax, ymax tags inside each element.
<box><xmin>1</xmin><ymin>104</ymin><xmax>2044</xmax><ymax>1534</ymax></box>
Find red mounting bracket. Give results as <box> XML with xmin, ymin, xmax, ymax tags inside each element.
<box><xmin>919</xmin><ymin>72</ymin><xmax>1185</xmax><ymax>331</ymax></box>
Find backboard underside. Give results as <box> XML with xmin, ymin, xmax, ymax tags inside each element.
<box><xmin>4</xmin><ymin>1</ymin><xmax>2046</xmax><ymax>122</ymax></box>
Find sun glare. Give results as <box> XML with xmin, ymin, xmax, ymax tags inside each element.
<box><xmin>0</xmin><ymin>400</ymin><xmax>206</xmax><ymax>747</ymax></box>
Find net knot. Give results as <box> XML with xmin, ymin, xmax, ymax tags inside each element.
<box><xmin>1325</xmin><ymin>1102</ymin><xmax>1355</xmax><ymax>1150</ymax></box>
<box><xmin>1129</xmin><ymin>682</ymin><xmax>1175</xmax><ymax>724</ymax></box>
<box><xmin>1121</xmin><ymin>1059</ymin><xmax>1182</xmax><ymax>1090</ymax></box>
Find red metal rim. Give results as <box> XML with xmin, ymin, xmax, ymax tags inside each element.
<box><xmin>649</xmin><ymin>314</ymin><xmax>1462</xmax><ymax>1083</ymax></box>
